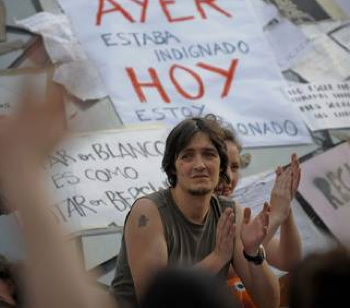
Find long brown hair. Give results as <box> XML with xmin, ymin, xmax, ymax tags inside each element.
<box><xmin>162</xmin><ymin>117</ymin><xmax>229</xmax><ymax>188</ymax></box>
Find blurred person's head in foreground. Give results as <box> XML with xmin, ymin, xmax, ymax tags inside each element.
<box><xmin>140</xmin><ymin>267</ymin><xmax>239</xmax><ymax>308</ymax></box>
<box><xmin>289</xmin><ymin>247</ymin><xmax>350</xmax><ymax>308</ymax></box>
<box><xmin>0</xmin><ymin>255</ymin><xmax>24</xmax><ymax>307</ymax></box>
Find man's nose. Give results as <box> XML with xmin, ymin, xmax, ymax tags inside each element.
<box><xmin>193</xmin><ymin>155</ymin><xmax>206</xmax><ymax>170</ymax></box>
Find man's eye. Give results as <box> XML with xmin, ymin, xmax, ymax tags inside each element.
<box><xmin>181</xmin><ymin>153</ymin><xmax>192</xmax><ymax>160</ymax></box>
<box><xmin>205</xmin><ymin>152</ymin><xmax>217</xmax><ymax>157</ymax></box>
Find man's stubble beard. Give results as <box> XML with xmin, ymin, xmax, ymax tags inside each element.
<box><xmin>187</xmin><ymin>187</ymin><xmax>212</xmax><ymax>196</ymax></box>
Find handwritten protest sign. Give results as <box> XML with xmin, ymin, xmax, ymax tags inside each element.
<box><xmin>45</xmin><ymin>127</ymin><xmax>168</xmax><ymax>234</ymax></box>
<box><xmin>285</xmin><ymin>82</ymin><xmax>350</xmax><ymax>131</ymax></box>
<box><xmin>298</xmin><ymin>142</ymin><xmax>350</xmax><ymax>246</ymax></box>
<box><xmin>57</xmin><ymin>0</ymin><xmax>311</xmax><ymax>148</ymax></box>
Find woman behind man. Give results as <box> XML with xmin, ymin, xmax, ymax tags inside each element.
<box><xmin>215</xmin><ymin>124</ymin><xmax>302</xmax><ymax>307</ymax></box>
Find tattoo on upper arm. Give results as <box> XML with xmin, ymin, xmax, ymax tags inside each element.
<box><xmin>138</xmin><ymin>214</ymin><xmax>149</xmax><ymax>227</ymax></box>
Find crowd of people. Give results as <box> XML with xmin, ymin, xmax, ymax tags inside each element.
<box><xmin>0</xmin><ymin>82</ymin><xmax>349</xmax><ymax>308</ymax></box>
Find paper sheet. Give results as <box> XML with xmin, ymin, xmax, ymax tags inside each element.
<box><xmin>300</xmin><ymin>20</ymin><xmax>343</xmax><ymax>40</ymax></box>
<box><xmin>291</xmin><ymin>34</ymin><xmax>350</xmax><ymax>82</ymax></box>
<box><xmin>249</xmin><ymin>0</ymin><xmax>279</xmax><ymax>27</ymax></box>
<box><xmin>233</xmin><ymin>170</ymin><xmax>276</xmax><ymax>216</ymax></box>
<box><xmin>16</xmin><ymin>12</ymin><xmax>107</xmax><ymax>101</ymax></box>
<box><xmin>285</xmin><ymin>81</ymin><xmax>350</xmax><ymax>131</ymax></box>
<box><xmin>329</xmin><ymin>22</ymin><xmax>350</xmax><ymax>52</ymax></box>
<box><xmin>264</xmin><ymin>17</ymin><xmax>312</xmax><ymax>71</ymax></box>
<box><xmin>54</xmin><ymin>61</ymin><xmax>108</xmax><ymax>101</ymax></box>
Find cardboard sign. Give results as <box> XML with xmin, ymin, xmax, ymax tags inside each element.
<box><xmin>298</xmin><ymin>142</ymin><xmax>350</xmax><ymax>246</ymax></box>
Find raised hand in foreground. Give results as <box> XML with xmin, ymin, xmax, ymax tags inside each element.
<box><xmin>0</xmin><ymin>80</ymin><xmax>116</xmax><ymax>308</ymax></box>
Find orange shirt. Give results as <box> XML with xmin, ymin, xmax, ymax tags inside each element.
<box><xmin>227</xmin><ymin>277</ymin><xmax>257</xmax><ymax>308</ymax></box>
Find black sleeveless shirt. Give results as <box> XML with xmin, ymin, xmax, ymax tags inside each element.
<box><xmin>110</xmin><ymin>189</ymin><xmax>235</xmax><ymax>308</ymax></box>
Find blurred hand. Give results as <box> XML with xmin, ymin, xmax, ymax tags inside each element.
<box><xmin>0</xmin><ymin>80</ymin><xmax>65</xmax><ymax>166</ymax></box>
<box><xmin>0</xmin><ymin>80</ymin><xmax>66</xmax><ymax>208</ymax></box>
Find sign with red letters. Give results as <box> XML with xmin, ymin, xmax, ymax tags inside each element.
<box><xmin>58</xmin><ymin>0</ymin><xmax>311</xmax><ymax>147</ymax></box>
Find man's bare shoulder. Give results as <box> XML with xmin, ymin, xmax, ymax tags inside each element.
<box><xmin>132</xmin><ymin>197</ymin><xmax>159</xmax><ymax>215</ymax></box>
<box><xmin>126</xmin><ymin>197</ymin><xmax>163</xmax><ymax>232</ymax></box>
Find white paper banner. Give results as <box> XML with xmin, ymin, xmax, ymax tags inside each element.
<box><xmin>285</xmin><ymin>82</ymin><xmax>350</xmax><ymax>131</ymax></box>
<box><xmin>45</xmin><ymin>127</ymin><xmax>168</xmax><ymax>234</ymax></box>
<box><xmin>57</xmin><ymin>0</ymin><xmax>311</xmax><ymax>148</ymax></box>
